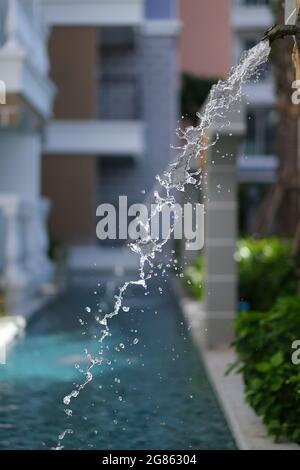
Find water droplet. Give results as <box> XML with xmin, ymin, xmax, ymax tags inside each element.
<box><xmin>63</xmin><ymin>396</ymin><xmax>70</xmax><ymax>405</ymax></box>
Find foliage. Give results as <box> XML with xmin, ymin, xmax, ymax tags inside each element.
<box><xmin>183</xmin><ymin>256</ymin><xmax>204</xmax><ymax>300</ymax></box>
<box><xmin>181</xmin><ymin>74</ymin><xmax>217</xmax><ymax>125</ymax></box>
<box><xmin>184</xmin><ymin>238</ymin><xmax>296</xmax><ymax>310</ymax></box>
<box><xmin>48</xmin><ymin>238</ymin><xmax>67</xmax><ymax>264</ymax></box>
<box><xmin>237</xmin><ymin>237</ymin><xmax>296</xmax><ymax>311</ymax></box>
<box><xmin>232</xmin><ymin>296</ymin><xmax>300</xmax><ymax>444</ymax></box>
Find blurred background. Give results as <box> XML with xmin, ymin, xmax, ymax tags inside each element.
<box><xmin>1</xmin><ymin>0</ymin><xmax>300</xmax><ymax>450</ymax></box>
<box><xmin>0</xmin><ymin>0</ymin><xmax>282</xmax><ymax>311</ymax></box>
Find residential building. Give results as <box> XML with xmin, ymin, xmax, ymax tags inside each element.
<box><xmin>179</xmin><ymin>0</ymin><xmax>231</xmax><ymax>80</ymax></box>
<box><xmin>0</xmin><ymin>0</ymin><xmax>272</xmax><ymax>314</ymax></box>
<box><xmin>0</xmin><ymin>0</ymin><xmax>55</xmax><ymax>313</ymax></box>
<box><xmin>232</xmin><ymin>0</ymin><xmax>277</xmax><ymax>232</ymax></box>
<box><xmin>40</xmin><ymin>0</ymin><xmax>180</xmax><ymax>269</ymax></box>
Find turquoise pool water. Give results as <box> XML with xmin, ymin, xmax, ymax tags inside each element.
<box><xmin>0</xmin><ymin>274</ymin><xmax>236</xmax><ymax>450</ymax></box>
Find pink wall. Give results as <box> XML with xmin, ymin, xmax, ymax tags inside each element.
<box><xmin>179</xmin><ymin>0</ymin><xmax>232</xmax><ymax>79</ymax></box>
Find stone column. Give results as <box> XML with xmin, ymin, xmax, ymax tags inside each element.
<box><xmin>0</xmin><ymin>195</ymin><xmax>28</xmax><ymax>289</ymax></box>
<box><xmin>17</xmin><ymin>197</ymin><xmax>54</xmax><ymax>293</ymax></box>
<box><xmin>203</xmin><ymin>106</ymin><xmax>245</xmax><ymax>348</ymax></box>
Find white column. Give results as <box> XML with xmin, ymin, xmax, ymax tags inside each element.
<box><xmin>3</xmin><ymin>0</ymin><xmax>20</xmax><ymax>49</ymax></box>
<box><xmin>0</xmin><ymin>195</ymin><xmax>28</xmax><ymax>288</ymax></box>
<box><xmin>22</xmin><ymin>198</ymin><xmax>54</xmax><ymax>285</ymax></box>
<box><xmin>22</xmin><ymin>200</ymin><xmax>40</xmax><ymax>279</ymax></box>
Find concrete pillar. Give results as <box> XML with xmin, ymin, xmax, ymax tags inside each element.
<box><xmin>203</xmin><ymin>106</ymin><xmax>245</xmax><ymax>348</ymax></box>
<box><xmin>0</xmin><ymin>195</ymin><xmax>28</xmax><ymax>288</ymax></box>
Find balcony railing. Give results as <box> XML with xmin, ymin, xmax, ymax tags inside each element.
<box><xmin>44</xmin><ymin>120</ymin><xmax>144</xmax><ymax>156</ymax></box>
<box><xmin>0</xmin><ymin>195</ymin><xmax>54</xmax><ymax>312</ymax></box>
<box><xmin>41</xmin><ymin>0</ymin><xmax>144</xmax><ymax>26</ymax></box>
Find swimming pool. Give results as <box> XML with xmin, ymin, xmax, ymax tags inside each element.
<box><xmin>0</xmin><ymin>274</ymin><xmax>236</xmax><ymax>450</ymax></box>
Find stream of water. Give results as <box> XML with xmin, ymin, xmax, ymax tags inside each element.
<box><xmin>56</xmin><ymin>40</ymin><xmax>271</xmax><ymax>449</ymax></box>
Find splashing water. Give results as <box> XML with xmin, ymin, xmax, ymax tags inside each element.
<box><xmin>55</xmin><ymin>40</ymin><xmax>271</xmax><ymax>449</ymax></box>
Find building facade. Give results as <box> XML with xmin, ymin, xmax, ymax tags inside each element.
<box><xmin>232</xmin><ymin>0</ymin><xmax>277</xmax><ymax>232</ymax></box>
<box><xmin>0</xmin><ymin>0</ymin><xmax>276</xmax><ymax>313</ymax></box>
<box><xmin>179</xmin><ymin>0</ymin><xmax>231</xmax><ymax>80</ymax></box>
<box><xmin>41</xmin><ymin>0</ymin><xmax>180</xmax><ymax>269</ymax></box>
<box><xmin>0</xmin><ymin>0</ymin><xmax>55</xmax><ymax>313</ymax></box>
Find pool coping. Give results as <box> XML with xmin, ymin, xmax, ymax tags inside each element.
<box><xmin>172</xmin><ymin>278</ymin><xmax>300</xmax><ymax>451</ymax></box>
<box><xmin>0</xmin><ymin>282</ymin><xmax>62</xmax><ymax>358</ymax></box>
<box><xmin>0</xmin><ymin>316</ymin><xmax>26</xmax><ymax>364</ymax></box>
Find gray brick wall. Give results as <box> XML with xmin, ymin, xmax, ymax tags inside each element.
<box><xmin>98</xmin><ymin>42</ymin><xmax>141</xmax><ymax>120</ymax></box>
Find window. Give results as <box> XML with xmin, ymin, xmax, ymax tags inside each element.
<box><xmin>145</xmin><ymin>0</ymin><xmax>175</xmax><ymax>19</ymax></box>
<box><xmin>245</xmin><ymin>107</ymin><xmax>278</xmax><ymax>156</ymax></box>
<box><xmin>97</xmin><ymin>27</ymin><xmax>141</xmax><ymax>120</ymax></box>
<box><xmin>241</xmin><ymin>0</ymin><xmax>270</xmax><ymax>5</ymax></box>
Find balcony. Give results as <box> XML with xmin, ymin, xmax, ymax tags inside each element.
<box><xmin>41</xmin><ymin>0</ymin><xmax>144</xmax><ymax>26</ymax></box>
<box><xmin>243</xmin><ymin>80</ymin><xmax>275</xmax><ymax>106</ymax></box>
<box><xmin>238</xmin><ymin>155</ymin><xmax>278</xmax><ymax>183</ymax></box>
<box><xmin>0</xmin><ymin>0</ymin><xmax>55</xmax><ymax>120</ymax></box>
<box><xmin>43</xmin><ymin>120</ymin><xmax>144</xmax><ymax>157</ymax></box>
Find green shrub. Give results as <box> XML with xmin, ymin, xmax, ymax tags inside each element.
<box><xmin>183</xmin><ymin>256</ymin><xmax>204</xmax><ymax>300</ymax></box>
<box><xmin>237</xmin><ymin>238</ymin><xmax>296</xmax><ymax>311</ymax></box>
<box><xmin>232</xmin><ymin>296</ymin><xmax>300</xmax><ymax>444</ymax></box>
<box><xmin>48</xmin><ymin>238</ymin><xmax>67</xmax><ymax>264</ymax></box>
<box><xmin>184</xmin><ymin>238</ymin><xmax>296</xmax><ymax>310</ymax></box>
